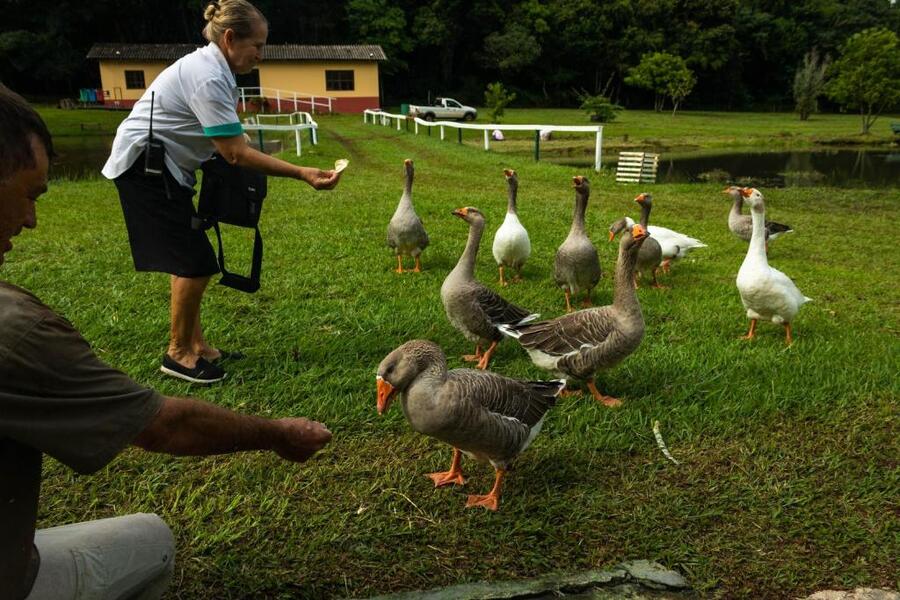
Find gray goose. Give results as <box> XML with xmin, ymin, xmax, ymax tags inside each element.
<box><xmin>376</xmin><ymin>340</ymin><xmax>566</xmax><ymax>511</ymax></box>
<box><xmin>724</xmin><ymin>186</ymin><xmax>793</xmax><ymax>249</ymax></box>
<box><xmin>500</xmin><ymin>224</ymin><xmax>648</xmax><ymax>407</ymax></box>
<box><xmin>441</xmin><ymin>207</ymin><xmax>539</xmax><ymax>370</ymax></box>
<box><xmin>554</xmin><ymin>176</ymin><xmax>602</xmax><ymax>312</ymax></box>
<box><xmin>387</xmin><ymin>159</ymin><xmax>429</xmax><ymax>272</ymax></box>
<box><xmin>609</xmin><ymin>194</ymin><xmax>664</xmax><ymax>288</ymax></box>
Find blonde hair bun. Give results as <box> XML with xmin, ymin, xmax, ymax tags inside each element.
<box><xmin>203</xmin><ymin>2</ymin><xmax>220</xmax><ymax>22</ymax></box>
<box><xmin>202</xmin><ymin>0</ymin><xmax>266</xmax><ymax>43</ymax></box>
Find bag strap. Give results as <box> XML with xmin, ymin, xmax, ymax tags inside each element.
<box><xmin>212</xmin><ymin>221</ymin><xmax>263</xmax><ymax>293</ymax></box>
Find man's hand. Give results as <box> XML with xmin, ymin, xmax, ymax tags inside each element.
<box><xmin>300</xmin><ymin>167</ymin><xmax>341</xmax><ymax>190</ymax></box>
<box><xmin>273</xmin><ymin>418</ymin><xmax>332</xmax><ymax>463</ymax></box>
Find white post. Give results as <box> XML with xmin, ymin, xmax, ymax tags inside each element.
<box><xmin>415</xmin><ymin>120</ymin><xmax>418</xmax><ymax>134</ymax></box>
<box><xmin>594</xmin><ymin>127</ymin><xmax>603</xmax><ymax>173</ymax></box>
<box><xmin>312</xmin><ymin>125</ymin><xmax>318</xmax><ymax>145</ymax></box>
<box><xmin>295</xmin><ymin>129</ymin><xmax>301</xmax><ymax>156</ymax></box>
<box><xmin>397</xmin><ymin>117</ymin><xmax>401</xmax><ymax>131</ymax></box>
<box><xmin>293</xmin><ymin>92</ymin><xmax>297</xmax><ymax>112</ymax></box>
<box><xmin>276</xmin><ymin>89</ymin><xmax>281</xmax><ymax>113</ymax></box>
<box><xmin>328</xmin><ymin>97</ymin><xmax>333</xmax><ymax>113</ymax></box>
<box><xmin>363</xmin><ymin>111</ymin><xmax>368</xmax><ymax>124</ymax></box>
<box><xmin>311</xmin><ymin>96</ymin><xmax>316</xmax><ymax>115</ymax></box>
<box><xmin>440</xmin><ymin>125</ymin><xmax>445</xmax><ymax>140</ymax></box>
<box><xmin>484</xmin><ymin>129</ymin><xmax>489</xmax><ymax>151</ymax></box>
<box><xmin>240</xmin><ymin>88</ymin><xmax>246</xmax><ymax>112</ymax></box>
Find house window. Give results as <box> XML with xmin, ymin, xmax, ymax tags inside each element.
<box><xmin>124</xmin><ymin>70</ymin><xmax>145</xmax><ymax>89</ymax></box>
<box><xmin>325</xmin><ymin>70</ymin><xmax>354</xmax><ymax>91</ymax></box>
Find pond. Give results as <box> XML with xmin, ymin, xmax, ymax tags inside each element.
<box><xmin>50</xmin><ymin>135</ymin><xmax>116</xmax><ymax>180</ymax></box>
<box><xmin>592</xmin><ymin>147</ymin><xmax>900</xmax><ymax>188</ymax></box>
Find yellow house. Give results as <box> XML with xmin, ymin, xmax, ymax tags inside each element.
<box><xmin>86</xmin><ymin>43</ymin><xmax>386</xmax><ymax>113</ymax></box>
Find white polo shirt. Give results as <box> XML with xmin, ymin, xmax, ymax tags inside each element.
<box><xmin>101</xmin><ymin>42</ymin><xmax>243</xmax><ymax>189</ymax></box>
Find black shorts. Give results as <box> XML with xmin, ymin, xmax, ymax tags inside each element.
<box><xmin>114</xmin><ymin>157</ymin><xmax>219</xmax><ymax>278</ymax></box>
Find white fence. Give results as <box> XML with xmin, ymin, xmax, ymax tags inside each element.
<box><xmin>238</xmin><ymin>87</ymin><xmax>335</xmax><ymax>114</ymax></box>
<box><xmin>363</xmin><ymin>109</ymin><xmax>603</xmax><ymax>172</ymax></box>
<box><xmin>243</xmin><ymin>111</ymin><xmax>318</xmax><ymax>156</ymax></box>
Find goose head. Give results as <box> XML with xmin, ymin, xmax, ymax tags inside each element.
<box><xmin>622</xmin><ymin>223</ymin><xmax>650</xmax><ymax>254</ymax></box>
<box><xmin>572</xmin><ymin>175</ymin><xmax>590</xmax><ymax>194</ymax></box>
<box><xmin>403</xmin><ymin>158</ymin><xmax>414</xmax><ymax>176</ymax></box>
<box><xmin>722</xmin><ymin>185</ymin><xmax>742</xmax><ymax>200</ymax></box>
<box><xmin>740</xmin><ymin>187</ymin><xmax>765</xmax><ymax>211</ymax></box>
<box><xmin>608</xmin><ymin>216</ymin><xmax>636</xmax><ymax>241</ymax></box>
<box><xmin>504</xmin><ymin>168</ymin><xmax>517</xmax><ymax>183</ymax></box>
<box><xmin>376</xmin><ymin>340</ymin><xmax>445</xmax><ymax>414</ymax></box>
<box><xmin>634</xmin><ymin>192</ymin><xmax>653</xmax><ymax>208</ymax></box>
<box><xmin>451</xmin><ymin>206</ymin><xmax>486</xmax><ymax>226</ymax></box>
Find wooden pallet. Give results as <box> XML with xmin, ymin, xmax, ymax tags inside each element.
<box><xmin>615</xmin><ymin>151</ymin><xmax>659</xmax><ymax>184</ymax></box>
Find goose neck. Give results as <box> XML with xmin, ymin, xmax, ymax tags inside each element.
<box><xmin>613</xmin><ymin>243</ymin><xmax>641</xmax><ymax>311</ymax></box>
<box><xmin>455</xmin><ymin>219</ymin><xmax>484</xmax><ymax>277</ymax></box>
<box><xmin>570</xmin><ymin>190</ymin><xmax>588</xmax><ymax>233</ymax></box>
<box><xmin>639</xmin><ymin>201</ymin><xmax>652</xmax><ymax>229</ymax></box>
<box><xmin>506</xmin><ymin>180</ymin><xmax>519</xmax><ymax>215</ymax></box>
<box><xmin>730</xmin><ymin>194</ymin><xmax>743</xmax><ymax>217</ymax></box>
<box><xmin>747</xmin><ymin>204</ymin><xmax>769</xmax><ymax>262</ymax></box>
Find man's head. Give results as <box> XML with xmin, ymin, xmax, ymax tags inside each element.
<box><xmin>0</xmin><ymin>85</ymin><xmax>52</xmax><ymax>267</ymax></box>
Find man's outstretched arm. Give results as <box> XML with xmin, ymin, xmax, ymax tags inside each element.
<box><xmin>132</xmin><ymin>396</ymin><xmax>332</xmax><ymax>463</ymax></box>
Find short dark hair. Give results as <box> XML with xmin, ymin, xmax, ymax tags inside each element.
<box><xmin>0</xmin><ymin>84</ymin><xmax>54</xmax><ymax>182</ymax></box>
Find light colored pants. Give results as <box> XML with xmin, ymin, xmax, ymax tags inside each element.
<box><xmin>26</xmin><ymin>513</ymin><xmax>174</xmax><ymax>600</ymax></box>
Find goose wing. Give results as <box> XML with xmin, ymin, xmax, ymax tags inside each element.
<box><xmin>507</xmin><ymin>308</ymin><xmax>616</xmax><ymax>356</ymax></box>
<box><xmin>473</xmin><ymin>283</ymin><xmax>536</xmax><ymax>326</ymax></box>
<box><xmin>448</xmin><ymin>369</ymin><xmax>563</xmax><ymax>427</ymax></box>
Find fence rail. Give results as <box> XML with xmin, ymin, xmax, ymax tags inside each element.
<box><xmin>238</xmin><ymin>87</ymin><xmax>335</xmax><ymax>114</ymax></box>
<box><xmin>363</xmin><ymin>109</ymin><xmax>603</xmax><ymax>172</ymax></box>
<box><xmin>243</xmin><ymin>111</ymin><xmax>318</xmax><ymax>156</ymax></box>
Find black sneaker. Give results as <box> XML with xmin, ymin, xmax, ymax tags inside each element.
<box><xmin>160</xmin><ymin>354</ymin><xmax>226</xmax><ymax>384</ymax></box>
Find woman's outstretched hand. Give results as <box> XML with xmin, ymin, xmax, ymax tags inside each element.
<box><xmin>301</xmin><ymin>167</ymin><xmax>341</xmax><ymax>190</ymax></box>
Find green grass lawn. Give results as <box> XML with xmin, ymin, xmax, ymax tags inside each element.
<box><xmin>9</xmin><ymin>113</ymin><xmax>899</xmax><ymax>598</ymax></box>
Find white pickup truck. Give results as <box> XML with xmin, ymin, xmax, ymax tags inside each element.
<box><xmin>408</xmin><ymin>98</ymin><xmax>478</xmax><ymax>122</ymax></box>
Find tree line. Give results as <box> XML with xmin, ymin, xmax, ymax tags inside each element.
<box><xmin>1</xmin><ymin>0</ymin><xmax>898</xmax><ymax>113</ymax></box>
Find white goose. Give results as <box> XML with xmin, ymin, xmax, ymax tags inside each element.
<box><xmin>616</xmin><ymin>214</ymin><xmax>707</xmax><ymax>274</ymax></box>
<box><xmin>736</xmin><ymin>188</ymin><xmax>811</xmax><ymax>345</ymax></box>
<box><xmin>629</xmin><ymin>194</ymin><xmax>707</xmax><ymax>272</ymax></box>
<box><xmin>491</xmin><ymin>169</ymin><xmax>531</xmax><ymax>286</ymax></box>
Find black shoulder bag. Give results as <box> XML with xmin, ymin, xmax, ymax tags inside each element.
<box><xmin>193</xmin><ymin>154</ymin><xmax>267</xmax><ymax>293</ymax></box>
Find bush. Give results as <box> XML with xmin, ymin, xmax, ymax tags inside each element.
<box><xmin>579</xmin><ymin>94</ymin><xmax>623</xmax><ymax>122</ymax></box>
<box><xmin>484</xmin><ymin>82</ymin><xmax>516</xmax><ymax>122</ymax></box>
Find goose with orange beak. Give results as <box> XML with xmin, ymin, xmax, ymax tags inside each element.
<box><xmin>735</xmin><ymin>188</ymin><xmax>810</xmax><ymax>345</ymax></box>
<box><xmin>375</xmin><ymin>340</ymin><xmax>565</xmax><ymax>511</ymax></box>
<box><xmin>491</xmin><ymin>169</ymin><xmax>531</xmax><ymax>286</ymax></box>
<box><xmin>500</xmin><ymin>224</ymin><xmax>648</xmax><ymax>407</ymax></box>
<box><xmin>441</xmin><ymin>206</ymin><xmax>538</xmax><ymax>370</ymax></box>
<box><xmin>723</xmin><ymin>185</ymin><xmax>793</xmax><ymax>251</ymax></box>
<box><xmin>387</xmin><ymin>158</ymin><xmax>429</xmax><ymax>273</ymax></box>
<box><xmin>553</xmin><ymin>176</ymin><xmax>601</xmax><ymax>312</ymax></box>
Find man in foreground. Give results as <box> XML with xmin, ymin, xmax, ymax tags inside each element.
<box><xmin>0</xmin><ymin>84</ymin><xmax>332</xmax><ymax>600</ymax></box>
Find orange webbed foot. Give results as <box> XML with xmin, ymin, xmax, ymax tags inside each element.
<box><xmin>587</xmin><ymin>381</ymin><xmax>622</xmax><ymax>408</ymax></box>
<box><xmin>465</xmin><ymin>493</ymin><xmax>500</xmax><ymax>511</ymax></box>
<box><xmin>427</xmin><ymin>470</ymin><xmax>467</xmax><ymax>488</ymax></box>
